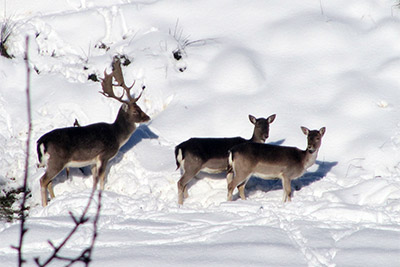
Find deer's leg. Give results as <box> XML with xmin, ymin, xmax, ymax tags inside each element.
<box><xmin>177</xmin><ymin>159</ymin><xmax>201</xmax><ymax>205</ymax></box>
<box><xmin>40</xmin><ymin>162</ymin><xmax>64</xmax><ymax>207</ymax></box>
<box><xmin>237</xmin><ymin>182</ymin><xmax>246</xmax><ymax>200</ymax></box>
<box><xmin>227</xmin><ymin>178</ymin><xmax>235</xmax><ymax>201</ymax></box>
<box><xmin>226</xmin><ymin>171</ymin><xmax>233</xmax><ymax>186</ymax></box>
<box><xmin>177</xmin><ymin>172</ymin><xmax>196</xmax><ymax>205</ymax></box>
<box><xmin>91</xmin><ymin>164</ymin><xmax>98</xmax><ymax>189</ymax></box>
<box><xmin>183</xmin><ymin>185</ymin><xmax>189</xmax><ymax>199</ymax></box>
<box><xmin>177</xmin><ymin>167</ymin><xmax>191</xmax><ymax>198</ymax></box>
<box><xmin>47</xmin><ymin>181</ymin><xmax>55</xmax><ymax>199</ymax></box>
<box><xmin>40</xmin><ymin>174</ymin><xmax>49</xmax><ymax>207</ymax></box>
<box><xmin>227</xmin><ymin>170</ymin><xmax>249</xmax><ymax>201</ymax></box>
<box><xmin>97</xmin><ymin>159</ymin><xmax>108</xmax><ymax>191</ymax></box>
<box><xmin>226</xmin><ymin>171</ymin><xmax>235</xmax><ymax>201</ymax></box>
<box><xmin>282</xmin><ymin>175</ymin><xmax>292</xmax><ymax>202</ymax></box>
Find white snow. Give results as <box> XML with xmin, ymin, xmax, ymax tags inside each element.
<box><xmin>1</xmin><ymin>0</ymin><xmax>400</xmax><ymax>266</ymax></box>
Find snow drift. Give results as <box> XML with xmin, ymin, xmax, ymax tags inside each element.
<box><xmin>0</xmin><ymin>0</ymin><xmax>400</xmax><ymax>266</ymax></box>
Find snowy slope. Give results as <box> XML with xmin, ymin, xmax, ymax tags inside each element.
<box><xmin>1</xmin><ymin>0</ymin><xmax>400</xmax><ymax>266</ymax></box>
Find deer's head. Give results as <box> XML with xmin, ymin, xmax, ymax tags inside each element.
<box><xmin>301</xmin><ymin>126</ymin><xmax>325</xmax><ymax>153</ymax></box>
<box><xmin>100</xmin><ymin>58</ymin><xmax>150</xmax><ymax>124</ymax></box>
<box><xmin>249</xmin><ymin>114</ymin><xmax>276</xmax><ymax>143</ymax></box>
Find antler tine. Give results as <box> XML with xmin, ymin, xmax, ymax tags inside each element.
<box><xmin>111</xmin><ymin>57</ymin><xmax>125</xmax><ymax>87</ymax></box>
<box><xmin>133</xmin><ymin>85</ymin><xmax>145</xmax><ymax>103</ymax></box>
<box><xmin>112</xmin><ymin>56</ymin><xmax>139</xmax><ymax>103</ymax></box>
<box><xmin>100</xmin><ymin>70</ymin><xmax>127</xmax><ymax>104</ymax></box>
<box><xmin>122</xmin><ymin>79</ymin><xmax>136</xmax><ymax>102</ymax></box>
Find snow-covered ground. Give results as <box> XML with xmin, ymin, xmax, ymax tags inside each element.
<box><xmin>1</xmin><ymin>0</ymin><xmax>400</xmax><ymax>266</ymax></box>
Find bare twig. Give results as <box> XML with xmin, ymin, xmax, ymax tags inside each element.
<box><xmin>34</xmin><ymin>188</ymin><xmax>102</xmax><ymax>267</ymax></box>
<box><xmin>11</xmin><ymin>35</ymin><xmax>32</xmax><ymax>267</ymax></box>
<box><xmin>169</xmin><ymin>19</ymin><xmax>215</xmax><ymax>50</ymax></box>
<box><xmin>65</xmin><ymin>191</ymin><xmax>102</xmax><ymax>267</ymax></box>
<box><xmin>12</xmin><ymin>36</ymin><xmax>102</xmax><ymax>267</ymax></box>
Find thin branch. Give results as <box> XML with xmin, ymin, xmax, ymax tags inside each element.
<box><xmin>35</xmin><ymin>187</ymin><xmax>102</xmax><ymax>267</ymax></box>
<box><xmin>12</xmin><ymin>35</ymin><xmax>32</xmax><ymax>267</ymax></box>
<box><xmin>84</xmin><ymin>190</ymin><xmax>102</xmax><ymax>266</ymax></box>
<box><xmin>65</xmin><ymin>191</ymin><xmax>102</xmax><ymax>267</ymax></box>
<box><xmin>169</xmin><ymin>19</ymin><xmax>215</xmax><ymax>51</ymax></box>
<box><xmin>12</xmin><ymin>34</ymin><xmax>102</xmax><ymax>267</ymax></box>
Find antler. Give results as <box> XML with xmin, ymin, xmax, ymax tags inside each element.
<box><xmin>100</xmin><ymin>70</ymin><xmax>127</xmax><ymax>103</ymax></box>
<box><xmin>111</xmin><ymin>57</ymin><xmax>136</xmax><ymax>103</ymax></box>
<box><xmin>100</xmin><ymin>57</ymin><xmax>144</xmax><ymax>104</ymax></box>
<box><xmin>133</xmin><ymin>85</ymin><xmax>145</xmax><ymax>102</ymax></box>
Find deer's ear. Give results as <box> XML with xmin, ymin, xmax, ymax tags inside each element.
<box><xmin>301</xmin><ymin>126</ymin><xmax>309</xmax><ymax>136</ymax></box>
<box><xmin>267</xmin><ymin>114</ymin><xmax>276</xmax><ymax>124</ymax></box>
<box><xmin>319</xmin><ymin>127</ymin><xmax>326</xmax><ymax>136</ymax></box>
<box><xmin>249</xmin><ymin>115</ymin><xmax>257</xmax><ymax>125</ymax></box>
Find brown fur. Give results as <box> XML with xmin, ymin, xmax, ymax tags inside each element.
<box><xmin>175</xmin><ymin>114</ymin><xmax>276</xmax><ymax>204</ymax></box>
<box><xmin>37</xmin><ymin>60</ymin><xmax>150</xmax><ymax>207</ymax></box>
<box><xmin>227</xmin><ymin>127</ymin><xmax>325</xmax><ymax>202</ymax></box>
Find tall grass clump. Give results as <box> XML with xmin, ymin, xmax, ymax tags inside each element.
<box><xmin>0</xmin><ymin>18</ymin><xmax>16</xmax><ymax>58</ymax></box>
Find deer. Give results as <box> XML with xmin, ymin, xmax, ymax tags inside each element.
<box><xmin>36</xmin><ymin>58</ymin><xmax>150</xmax><ymax>207</ymax></box>
<box><xmin>175</xmin><ymin>114</ymin><xmax>276</xmax><ymax>205</ymax></box>
<box><xmin>227</xmin><ymin>126</ymin><xmax>325</xmax><ymax>202</ymax></box>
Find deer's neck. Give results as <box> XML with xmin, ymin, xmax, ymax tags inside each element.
<box><xmin>249</xmin><ymin>132</ymin><xmax>265</xmax><ymax>143</ymax></box>
<box><xmin>303</xmin><ymin>149</ymin><xmax>319</xmax><ymax>169</ymax></box>
<box><xmin>113</xmin><ymin>108</ymin><xmax>137</xmax><ymax>146</ymax></box>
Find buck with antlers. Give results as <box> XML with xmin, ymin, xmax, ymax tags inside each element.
<box><xmin>37</xmin><ymin>58</ymin><xmax>150</xmax><ymax>207</ymax></box>
<box><xmin>175</xmin><ymin>114</ymin><xmax>276</xmax><ymax>204</ymax></box>
<box><xmin>227</xmin><ymin>126</ymin><xmax>325</xmax><ymax>202</ymax></box>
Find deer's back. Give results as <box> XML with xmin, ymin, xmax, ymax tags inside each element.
<box><xmin>232</xmin><ymin>143</ymin><xmax>305</xmax><ymax>166</ymax></box>
<box><xmin>231</xmin><ymin>143</ymin><xmax>307</xmax><ymax>180</ymax></box>
<box><xmin>37</xmin><ymin>123</ymin><xmax>120</xmax><ymax>161</ymax></box>
<box><xmin>177</xmin><ymin>137</ymin><xmax>247</xmax><ymax>161</ymax></box>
